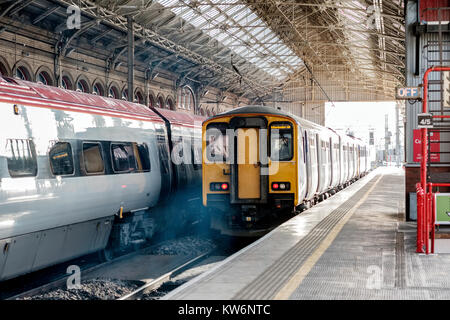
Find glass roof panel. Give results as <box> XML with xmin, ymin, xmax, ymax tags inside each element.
<box><xmin>153</xmin><ymin>0</ymin><xmax>303</xmax><ymax>81</ymax></box>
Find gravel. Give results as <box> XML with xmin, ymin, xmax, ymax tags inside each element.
<box><xmin>140</xmin><ymin>279</ymin><xmax>187</xmax><ymax>300</ymax></box>
<box><xmin>146</xmin><ymin>235</ymin><xmax>216</xmax><ymax>256</ymax></box>
<box><xmin>18</xmin><ymin>279</ymin><xmax>141</xmax><ymax>300</ymax></box>
<box><xmin>18</xmin><ymin>236</ymin><xmax>218</xmax><ymax>300</ymax></box>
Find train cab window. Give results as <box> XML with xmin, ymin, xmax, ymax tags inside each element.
<box><xmin>82</xmin><ymin>142</ymin><xmax>105</xmax><ymax>175</ymax></box>
<box><xmin>135</xmin><ymin>143</ymin><xmax>151</xmax><ymax>172</ymax></box>
<box><xmin>6</xmin><ymin>139</ymin><xmax>37</xmax><ymax>178</ymax></box>
<box><xmin>111</xmin><ymin>143</ymin><xmax>137</xmax><ymax>173</ymax></box>
<box><xmin>49</xmin><ymin>142</ymin><xmax>74</xmax><ymax>176</ymax></box>
<box><xmin>206</xmin><ymin>123</ymin><xmax>229</xmax><ymax>162</ymax></box>
<box><xmin>270</xmin><ymin>122</ymin><xmax>293</xmax><ymax>161</ymax></box>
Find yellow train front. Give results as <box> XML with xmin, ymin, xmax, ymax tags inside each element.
<box><xmin>202</xmin><ymin>106</ymin><xmax>300</xmax><ymax>237</ymax></box>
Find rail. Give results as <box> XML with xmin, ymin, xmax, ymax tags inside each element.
<box><xmin>117</xmin><ymin>250</ymin><xmax>213</xmax><ymax>300</ymax></box>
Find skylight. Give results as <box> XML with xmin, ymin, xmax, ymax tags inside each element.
<box><xmin>154</xmin><ymin>0</ymin><xmax>303</xmax><ymax>81</ymax></box>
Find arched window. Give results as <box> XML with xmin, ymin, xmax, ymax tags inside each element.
<box><xmin>37</xmin><ymin>71</ymin><xmax>53</xmax><ymax>86</ymax></box>
<box><xmin>157</xmin><ymin>95</ymin><xmax>165</xmax><ymax>108</ymax></box>
<box><xmin>167</xmin><ymin>98</ymin><xmax>175</xmax><ymax>110</ymax></box>
<box><xmin>199</xmin><ymin>108</ymin><xmax>205</xmax><ymax>116</ymax></box>
<box><xmin>0</xmin><ymin>61</ymin><xmax>8</xmax><ymax>76</ymax></box>
<box><xmin>109</xmin><ymin>85</ymin><xmax>119</xmax><ymax>99</ymax></box>
<box><xmin>148</xmin><ymin>93</ymin><xmax>155</xmax><ymax>107</ymax></box>
<box><xmin>76</xmin><ymin>79</ymin><xmax>89</xmax><ymax>93</ymax></box>
<box><xmin>15</xmin><ymin>66</ymin><xmax>31</xmax><ymax>81</ymax></box>
<box><xmin>61</xmin><ymin>75</ymin><xmax>73</xmax><ymax>90</ymax></box>
<box><xmin>177</xmin><ymin>86</ymin><xmax>195</xmax><ymax>110</ymax></box>
<box><xmin>206</xmin><ymin>109</ymin><xmax>211</xmax><ymax>117</ymax></box>
<box><xmin>93</xmin><ymin>82</ymin><xmax>104</xmax><ymax>96</ymax></box>
<box><xmin>122</xmin><ymin>89</ymin><xmax>128</xmax><ymax>100</ymax></box>
<box><xmin>135</xmin><ymin>91</ymin><xmax>144</xmax><ymax>104</ymax></box>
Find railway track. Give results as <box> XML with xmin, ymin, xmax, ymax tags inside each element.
<box><xmin>7</xmin><ymin>247</ymin><xmax>150</xmax><ymax>300</ymax></box>
<box><xmin>118</xmin><ymin>250</ymin><xmax>214</xmax><ymax>300</ymax></box>
<box><xmin>6</xmin><ymin>235</ymin><xmax>229</xmax><ymax>300</ymax></box>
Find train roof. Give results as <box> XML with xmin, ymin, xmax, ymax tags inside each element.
<box><xmin>217</xmin><ymin>105</ymin><xmax>293</xmax><ymax>118</ymax></box>
<box><xmin>213</xmin><ymin>105</ymin><xmax>365</xmax><ymax>144</ymax></box>
<box><xmin>215</xmin><ymin>105</ymin><xmax>327</xmax><ymax>131</ymax></box>
<box><xmin>152</xmin><ymin>107</ymin><xmax>205</xmax><ymax>129</ymax></box>
<box><xmin>0</xmin><ymin>76</ymin><xmax>164</xmax><ymax>123</ymax></box>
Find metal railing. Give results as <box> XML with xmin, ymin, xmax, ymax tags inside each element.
<box><xmin>417</xmin><ymin>66</ymin><xmax>450</xmax><ymax>253</ymax></box>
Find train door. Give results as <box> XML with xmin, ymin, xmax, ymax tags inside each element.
<box><xmin>330</xmin><ymin>137</ymin><xmax>339</xmax><ymax>188</ymax></box>
<box><xmin>229</xmin><ymin>117</ymin><xmax>268</xmax><ymax>204</ymax></box>
<box><xmin>343</xmin><ymin>143</ymin><xmax>349</xmax><ymax>182</ymax></box>
<box><xmin>316</xmin><ymin>135</ymin><xmax>326</xmax><ymax>194</ymax></box>
<box><xmin>349</xmin><ymin>144</ymin><xmax>354</xmax><ymax>180</ymax></box>
<box><xmin>237</xmin><ymin>128</ymin><xmax>260</xmax><ymax>199</ymax></box>
<box><xmin>297</xmin><ymin>128</ymin><xmax>307</xmax><ymax>203</ymax></box>
<box><xmin>156</xmin><ymin>131</ymin><xmax>172</xmax><ymax>202</ymax></box>
<box><xmin>307</xmin><ymin>133</ymin><xmax>319</xmax><ymax>199</ymax></box>
<box><xmin>325</xmin><ymin>140</ymin><xmax>332</xmax><ymax>189</ymax></box>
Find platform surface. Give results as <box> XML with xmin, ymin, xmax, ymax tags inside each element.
<box><xmin>164</xmin><ymin>167</ymin><xmax>450</xmax><ymax>300</ymax></box>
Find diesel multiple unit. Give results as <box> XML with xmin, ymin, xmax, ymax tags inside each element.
<box><xmin>202</xmin><ymin>106</ymin><xmax>369</xmax><ymax>236</ymax></box>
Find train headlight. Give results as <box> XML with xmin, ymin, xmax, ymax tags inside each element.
<box><xmin>272</xmin><ymin>182</ymin><xmax>290</xmax><ymax>191</ymax></box>
<box><xmin>210</xmin><ymin>182</ymin><xmax>229</xmax><ymax>191</ymax></box>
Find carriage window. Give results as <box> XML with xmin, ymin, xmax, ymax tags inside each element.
<box><xmin>111</xmin><ymin>143</ymin><xmax>137</xmax><ymax>173</ymax></box>
<box><xmin>83</xmin><ymin>142</ymin><xmax>104</xmax><ymax>174</ymax></box>
<box><xmin>206</xmin><ymin>123</ymin><xmax>229</xmax><ymax>162</ymax></box>
<box><xmin>6</xmin><ymin>139</ymin><xmax>37</xmax><ymax>178</ymax></box>
<box><xmin>270</xmin><ymin>122</ymin><xmax>293</xmax><ymax>161</ymax></box>
<box><xmin>49</xmin><ymin>142</ymin><xmax>74</xmax><ymax>176</ymax></box>
<box><xmin>135</xmin><ymin>143</ymin><xmax>151</xmax><ymax>172</ymax></box>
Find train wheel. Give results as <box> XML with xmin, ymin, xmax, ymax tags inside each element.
<box><xmin>98</xmin><ymin>247</ymin><xmax>114</xmax><ymax>262</ymax></box>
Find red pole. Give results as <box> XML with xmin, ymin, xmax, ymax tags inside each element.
<box><xmin>430</xmin><ymin>183</ymin><xmax>436</xmax><ymax>253</ymax></box>
<box><xmin>417</xmin><ymin>67</ymin><xmax>450</xmax><ymax>253</ymax></box>
<box><xmin>416</xmin><ymin>183</ymin><xmax>424</xmax><ymax>253</ymax></box>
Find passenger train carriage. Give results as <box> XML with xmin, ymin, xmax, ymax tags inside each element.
<box><xmin>0</xmin><ymin>76</ymin><xmax>203</xmax><ymax>281</ymax></box>
<box><xmin>202</xmin><ymin>106</ymin><xmax>369</xmax><ymax>237</ymax></box>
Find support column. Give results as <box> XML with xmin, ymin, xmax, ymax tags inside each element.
<box><xmin>127</xmin><ymin>16</ymin><xmax>134</xmax><ymax>102</ymax></box>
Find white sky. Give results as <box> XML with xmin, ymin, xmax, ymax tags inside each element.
<box><xmin>325</xmin><ymin>101</ymin><xmax>399</xmax><ymax>148</ymax></box>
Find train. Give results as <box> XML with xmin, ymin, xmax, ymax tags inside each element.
<box><xmin>0</xmin><ymin>75</ymin><xmax>204</xmax><ymax>281</ymax></box>
<box><xmin>202</xmin><ymin>106</ymin><xmax>370</xmax><ymax>237</ymax></box>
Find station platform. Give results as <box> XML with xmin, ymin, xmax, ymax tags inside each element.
<box><xmin>164</xmin><ymin>167</ymin><xmax>450</xmax><ymax>300</ymax></box>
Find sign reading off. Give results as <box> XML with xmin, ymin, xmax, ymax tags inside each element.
<box><xmin>396</xmin><ymin>87</ymin><xmax>421</xmax><ymax>100</ymax></box>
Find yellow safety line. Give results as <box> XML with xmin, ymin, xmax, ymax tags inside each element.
<box><xmin>274</xmin><ymin>174</ymin><xmax>383</xmax><ymax>300</ymax></box>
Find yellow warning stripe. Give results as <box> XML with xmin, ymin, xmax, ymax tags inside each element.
<box><xmin>274</xmin><ymin>174</ymin><xmax>383</xmax><ymax>300</ymax></box>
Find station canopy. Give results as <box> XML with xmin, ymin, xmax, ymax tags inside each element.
<box><xmin>97</xmin><ymin>0</ymin><xmax>405</xmax><ymax>101</ymax></box>
<box><xmin>2</xmin><ymin>0</ymin><xmax>405</xmax><ymax>101</ymax></box>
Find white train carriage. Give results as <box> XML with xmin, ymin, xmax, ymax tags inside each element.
<box><xmin>0</xmin><ymin>76</ymin><xmax>205</xmax><ymax>281</ymax></box>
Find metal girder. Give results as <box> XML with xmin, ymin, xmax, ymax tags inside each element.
<box><xmin>33</xmin><ymin>5</ymin><xmax>59</xmax><ymax>24</ymax></box>
<box><xmin>9</xmin><ymin>0</ymin><xmax>35</xmax><ymax>16</ymax></box>
<box><xmin>0</xmin><ymin>0</ymin><xmax>24</xmax><ymax>18</ymax></box>
<box><xmin>91</xmin><ymin>29</ymin><xmax>113</xmax><ymax>45</ymax></box>
<box><xmin>55</xmin><ymin>0</ymin><xmax>274</xmax><ymax>97</ymax></box>
<box><xmin>61</xmin><ymin>19</ymin><xmax>100</xmax><ymax>56</ymax></box>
